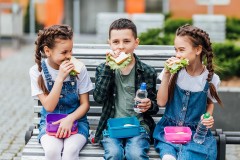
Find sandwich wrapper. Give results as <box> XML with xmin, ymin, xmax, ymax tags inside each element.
<box><xmin>46</xmin><ymin>113</ymin><xmax>78</xmax><ymax>136</ymax></box>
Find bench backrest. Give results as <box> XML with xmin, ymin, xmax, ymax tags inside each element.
<box><xmin>33</xmin><ymin>44</ymin><xmax>175</xmax><ymax>129</ymax></box>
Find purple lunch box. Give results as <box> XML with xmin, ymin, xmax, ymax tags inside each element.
<box><xmin>46</xmin><ymin>113</ymin><xmax>78</xmax><ymax>133</ymax></box>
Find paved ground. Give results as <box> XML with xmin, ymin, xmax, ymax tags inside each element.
<box><xmin>0</xmin><ymin>37</ymin><xmax>240</xmax><ymax>160</ymax></box>
<box><xmin>0</xmin><ymin>44</ymin><xmax>35</xmax><ymax>160</ymax></box>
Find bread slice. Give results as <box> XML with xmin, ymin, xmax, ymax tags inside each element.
<box><xmin>110</xmin><ymin>52</ymin><xmax>129</xmax><ymax>65</ymax></box>
<box><xmin>70</xmin><ymin>56</ymin><xmax>84</xmax><ymax>74</ymax></box>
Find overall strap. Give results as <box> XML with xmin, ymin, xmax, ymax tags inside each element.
<box><xmin>41</xmin><ymin>60</ymin><xmax>54</xmax><ymax>90</ymax></box>
<box><xmin>41</xmin><ymin>60</ymin><xmax>52</xmax><ymax>81</ymax></box>
<box><xmin>203</xmin><ymin>81</ymin><xmax>209</xmax><ymax>92</ymax></box>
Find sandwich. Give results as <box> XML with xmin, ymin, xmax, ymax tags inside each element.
<box><xmin>165</xmin><ymin>58</ymin><xmax>189</xmax><ymax>74</ymax></box>
<box><xmin>106</xmin><ymin>52</ymin><xmax>132</xmax><ymax>70</ymax></box>
<box><xmin>69</xmin><ymin>56</ymin><xmax>85</xmax><ymax>76</ymax></box>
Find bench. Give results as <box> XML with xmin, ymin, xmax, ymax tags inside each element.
<box><xmin>22</xmin><ymin>44</ymin><xmax>239</xmax><ymax>160</ymax></box>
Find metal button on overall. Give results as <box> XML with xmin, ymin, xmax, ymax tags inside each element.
<box><xmin>178</xmin><ymin>122</ymin><xmax>183</xmax><ymax>126</ymax></box>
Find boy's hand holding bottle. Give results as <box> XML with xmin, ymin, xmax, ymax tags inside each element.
<box><xmin>134</xmin><ymin>82</ymin><xmax>151</xmax><ymax>113</ymax></box>
<box><xmin>134</xmin><ymin>97</ymin><xmax>152</xmax><ymax>113</ymax></box>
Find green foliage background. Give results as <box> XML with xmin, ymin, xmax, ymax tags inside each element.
<box><xmin>24</xmin><ymin>2</ymin><xmax>44</xmax><ymax>33</ymax></box>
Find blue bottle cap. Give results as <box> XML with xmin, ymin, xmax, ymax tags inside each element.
<box><xmin>140</xmin><ymin>82</ymin><xmax>146</xmax><ymax>90</ymax></box>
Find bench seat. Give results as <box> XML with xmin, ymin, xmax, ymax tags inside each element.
<box><xmin>22</xmin><ymin>44</ymin><xmax>238</xmax><ymax>160</ymax></box>
<box><xmin>23</xmin><ymin>135</ymin><xmax>160</xmax><ymax>160</ymax></box>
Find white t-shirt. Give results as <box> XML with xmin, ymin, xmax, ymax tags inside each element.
<box><xmin>158</xmin><ymin>68</ymin><xmax>220</xmax><ymax>103</ymax></box>
<box><xmin>29</xmin><ymin>59</ymin><xmax>93</xmax><ymax>98</ymax></box>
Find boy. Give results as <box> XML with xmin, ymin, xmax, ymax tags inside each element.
<box><xmin>93</xmin><ymin>18</ymin><xmax>159</xmax><ymax>159</ymax></box>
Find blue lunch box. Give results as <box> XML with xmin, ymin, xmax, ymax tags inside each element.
<box><xmin>103</xmin><ymin>116</ymin><xmax>145</xmax><ymax>138</ymax></box>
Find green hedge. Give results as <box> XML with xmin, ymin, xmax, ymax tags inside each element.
<box><xmin>139</xmin><ymin>28</ymin><xmax>174</xmax><ymax>45</ymax></box>
<box><xmin>226</xmin><ymin>18</ymin><xmax>240</xmax><ymax>40</ymax></box>
<box><xmin>213</xmin><ymin>42</ymin><xmax>240</xmax><ymax>79</ymax></box>
<box><xmin>164</xmin><ymin>18</ymin><xmax>192</xmax><ymax>34</ymax></box>
<box><xmin>139</xmin><ymin>18</ymin><xmax>192</xmax><ymax>45</ymax></box>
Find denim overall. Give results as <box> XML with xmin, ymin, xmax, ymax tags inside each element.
<box><xmin>153</xmin><ymin>82</ymin><xmax>217</xmax><ymax>160</ymax></box>
<box><xmin>38</xmin><ymin>60</ymin><xmax>89</xmax><ymax>141</ymax></box>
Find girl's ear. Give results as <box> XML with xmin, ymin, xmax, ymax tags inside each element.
<box><xmin>43</xmin><ymin>46</ymin><xmax>51</xmax><ymax>57</ymax></box>
<box><xmin>196</xmin><ymin>45</ymin><xmax>202</xmax><ymax>56</ymax></box>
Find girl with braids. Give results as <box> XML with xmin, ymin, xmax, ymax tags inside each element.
<box><xmin>153</xmin><ymin>24</ymin><xmax>222</xmax><ymax>160</ymax></box>
<box><xmin>29</xmin><ymin>25</ymin><xmax>93</xmax><ymax>160</ymax></box>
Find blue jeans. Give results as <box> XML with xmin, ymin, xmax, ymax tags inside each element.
<box><xmin>101</xmin><ymin>132</ymin><xmax>150</xmax><ymax>160</ymax></box>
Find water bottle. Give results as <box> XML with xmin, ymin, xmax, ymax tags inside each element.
<box><xmin>134</xmin><ymin>82</ymin><xmax>148</xmax><ymax>113</ymax></box>
<box><xmin>193</xmin><ymin>112</ymin><xmax>211</xmax><ymax>144</ymax></box>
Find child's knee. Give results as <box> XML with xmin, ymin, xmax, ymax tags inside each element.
<box><xmin>104</xmin><ymin>147</ymin><xmax>124</xmax><ymax>160</ymax></box>
<box><xmin>45</xmin><ymin>147</ymin><xmax>61</xmax><ymax>159</ymax></box>
<box><xmin>63</xmin><ymin>144</ymin><xmax>80</xmax><ymax>154</ymax></box>
<box><xmin>125</xmin><ymin>150</ymin><xmax>149</xmax><ymax>160</ymax></box>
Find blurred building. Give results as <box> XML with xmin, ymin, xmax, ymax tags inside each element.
<box><xmin>0</xmin><ymin>0</ymin><xmax>164</xmax><ymax>34</ymax></box>
<box><xmin>169</xmin><ymin>0</ymin><xmax>240</xmax><ymax>19</ymax></box>
<box><xmin>1</xmin><ymin>0</ymin><xmax>240</xmax><ymax>34</ymax></box>
<box><xmin>63</xmin><ymin>0</ymin><xmax>164</xmax><ymax>34</ymax></box>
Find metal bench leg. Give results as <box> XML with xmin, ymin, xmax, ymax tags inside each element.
<box><xmin>216</xmin><ymin>129</ymin><xmax>226</xmax><ymax>160</ymax></box>
<box><xmin>25</xmin><ymin>125</ymin><xmax>35</xmax><ymax>144</ymax></box>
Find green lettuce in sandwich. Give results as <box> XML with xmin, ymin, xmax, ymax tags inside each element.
<box><xmin>106</xmin><ymin>52</ymin><xmax>132</xmax><ymax>70</ymax></box>
<box><xmin>165</xmin><ymin>58</ymin><xmax>189</xmax><ymax>74</ymax></box>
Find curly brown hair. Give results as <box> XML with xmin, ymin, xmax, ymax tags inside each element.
<box><xmin>34</xmin><ymin>25</ymin><xmax>73</xmax><ymax>94</ymax></box>
<box><xmin>168</xmin><ymin>24</ymin><xmax>222</xmax><ymax>106</ymax></box>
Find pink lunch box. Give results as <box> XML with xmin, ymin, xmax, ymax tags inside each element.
<box><xmin>164</xmin><ymin>126</ymin><xmax>192</xmax><ymax>144</ymax></box>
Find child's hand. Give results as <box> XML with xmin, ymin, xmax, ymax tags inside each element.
<box><xmin>163</xmin><ymin>57</ymin><xmax>179</xmax><ymax>75</ymax></box>
<box><xmin>201</xmin><ymin>114</ymin><xmax>214</xmax><ymax>129</ymax></box>
<box><xmin>57</xmin><ymin>60</ymin><xmax>74</xmax><ymax>81</ymax></box>
<box><xmin>134</xmin><ymin>98</ymin><xmax>152</xmax><ymax>113</ymax></box>
<box><xmin>53</xmin><ymin>117</ymin><xmax>74</xmax><ymax>138</ymax></box>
